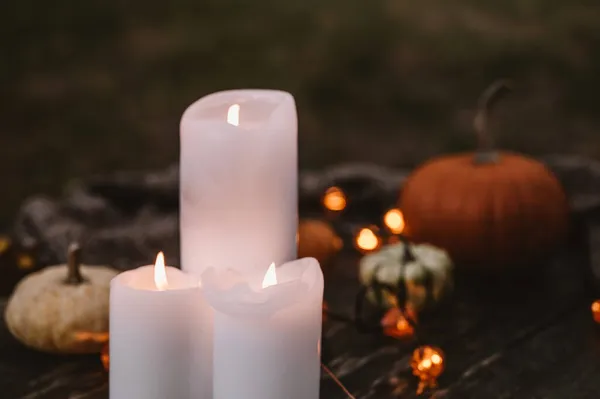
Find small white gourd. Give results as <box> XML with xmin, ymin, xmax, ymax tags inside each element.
<box><xmin>4</xmin><ymin>243</ymin><xmax>117</xmax><ymax>354</ymax></box>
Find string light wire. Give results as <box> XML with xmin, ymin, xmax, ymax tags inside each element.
<box><xmin>321</xmin><ymin>362</ymin><xmax>356</xmax><ymax>399</ymax></box>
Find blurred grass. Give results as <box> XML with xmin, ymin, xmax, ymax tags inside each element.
<box><xmin>1</xmin><ymin>0</ymin><xmax>600</xmax><ymax>223</ymax></box>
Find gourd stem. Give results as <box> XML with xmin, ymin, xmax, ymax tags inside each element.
<box><xmin>399</xmin><ymin>235</ymin><xmax>416</xmax><ymax>263</ymax></box>
<box><xmin>65</xmin><ymin>242</ymin><xmax>85</xmax><ymax>285</ymax></box>
<box><xmin>473</xmin><ymin>79</ymin><xmax>513</xmax><ymax>164</ymax></box>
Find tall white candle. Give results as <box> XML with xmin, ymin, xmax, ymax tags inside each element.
<box><xmin>109</xmin><ymin>253</ymin><xmax>207</xmax><ymax>399</ymax></box>
<box><xmin>179</xmin><ymin>89</ymin><xmax>298</xmax><ymax>277</ymax></box>
<box><xmin>201</xmin><ymin>257</ymin><xmax>324</xmax><ymax>399</ymax></box>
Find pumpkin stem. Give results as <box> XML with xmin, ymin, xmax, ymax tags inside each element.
<box><xmin>400</xmin><ymin>235</ymin><xmax>416</xmax><ymax>263</ymax></box>
<box><xmin>473</xmin><ymin>79</ymin><xmax>513</xmax><ymax>164</ymax></box>
<box><xmin>65</xmin><ymin>242</ymin><xmax>85</xmax><ymax>285</ymax></box>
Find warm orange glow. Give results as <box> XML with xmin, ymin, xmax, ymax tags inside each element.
<box><xmin>154</xmin><ymin>252</ymin><xmax>168</xmax><ymax>291</ymax></box>
<box><xmin>592</xmin><ymin>300</ymin><xmax>600</xmax><ymax>323</ymax></box>
<box><xmin>262</xmin><ymin>262</ymin><xmax>278</xmax><ymax>288</ymax></box>
<box><xmin>101</xmin><ymin>343</ymin><xmax>109</xmax><ymax>371</ymax></box>
<box><xmin>411</xmin><ymin>346</ymin><xmax>445</xmax><ymax>394</ymax></box>
<box><xmin>355</xmin><ymin>227</ymin><xmax>380</xmax><ymax>252</ymax></box>
<box><xmin>323</xmin><ymin>187</ymin><xmax>346</xmax><ymax>212</ymax></box>
<box><xmin>384</xmin><ymin>208</ymin><xmax>405</xmax><ymax>234</ymax></box>
<box><xmin>387</xmin><ymin>235</ymin><xmax>401</xmax><ymax>245</ymax></box>
<box><xmin>0</xmin><ymin>237</ymin><xmax>10</xmax><ymax>254</ymax></box>
<box><xmin>381</xmin><ymin>307</ymin><xmax>416</xmax><ymax>339</ymax></box>
<box><xmin>17</xmin><ymin>254</ymin><xmax>35</xmax><ymax>270</ymax></box>
<box><xmin>420</xmin><ymin>359</ymin><xmax>432</xmax><ymax>370</ymax></box>
<box><xmin>414</xmin><ymin>348</ymin><xmax>444</xmax><ymax>375</ymax></box>
<box><xmin>227</xmin><ymin>104</ymin><xmax>240</xmax><ymax>126</ymax></box>
<box><xmin>73</xmin><ymin>331</ymin><xmax>109</xmax><ymax>343</ymax></box>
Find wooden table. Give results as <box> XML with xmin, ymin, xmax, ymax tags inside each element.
<box><xmin>4</xmin><ymin>156</ymin><xmax>600</xmax><ymax>398</ymax></box>
<box><xmin>2</xmin><ymin>244</ymin><xmax>599</xmax><ymax>399</ymax></box>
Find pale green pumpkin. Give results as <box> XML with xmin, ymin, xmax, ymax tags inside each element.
<box><xmin>359</xmin><ymin>241</ymin><xmax>453</xmax><ymax>311</ymax></box>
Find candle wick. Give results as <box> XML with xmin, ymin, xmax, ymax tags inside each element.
<box><xmin>321</xmin><ymin>362</ymin><xmax>356</xmax><ymax>399</ymax></box>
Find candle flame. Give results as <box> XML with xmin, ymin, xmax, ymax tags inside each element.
<box><xmin>227</xmin><ymin>104</ymin><xmax>240</xmax><ymax>126</ymax></box>
<box><xmin>154</xmin><ymin>252</ymin><xmax>168</xmax><ymax>291</ymax></box>
<box><xmin>384</xmin><ymin>208</ymin><xmax>405</xmax><ymax>234</ymax></box>
<box><xmin>262</xmin><ymin>262</ymin><xmax>278</xmax><ymax>288</ymax></box>
<box><xmin>356</xmin><ymin>227</ymin><xmax>380</xmax><ymax>252</ymax></box>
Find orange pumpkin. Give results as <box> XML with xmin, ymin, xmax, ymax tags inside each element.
<box><xmin>297</xmin><ymin>219</ymin><xmax>342</xmax><ymax>278</ymax></box>
<box><xmin>400</xmin><ymin>80</ymin><xmax>569</xmax><ymax>270</ymax></box>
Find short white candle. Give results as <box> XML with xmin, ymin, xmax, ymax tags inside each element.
<box><xmin>201</xmin><ymin>257</ymin><xmax>324</xmax><ymax>399</ymax></box>
<box><xmin>179</xmin><ymin>89</ymin><xmax>298</xmax><ymax>276</ymax></box>
<box><xmin>109</xmin><ymin>253</ymin><xmax>206</xmax><ymax>399</ymax></box>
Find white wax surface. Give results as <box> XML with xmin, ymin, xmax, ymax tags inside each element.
<box><xmin>201</xmin><ymin>257</ymin><xmax>324</xmax><ymax>399</ymax></box>
<box><xmin>109</xmin><ymin>265</ymin><xmax>208</xmax><ymax>399</ymax></box>
<box><xmin>179</xmin><ymin>89</ymin><xmax>298</xmax><ymax>277</ymax></box>
<box><xmin>190</xmin><ymin>288</ymin><xmax>213</xmax><ymax>399</ymax></box>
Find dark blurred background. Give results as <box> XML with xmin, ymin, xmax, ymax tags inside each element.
<box><xmin>2</xmin><ymin>0</ymin><xmax>600</xmax><ymax>223</ymax></box>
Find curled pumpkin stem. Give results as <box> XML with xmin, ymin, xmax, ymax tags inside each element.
<box><xmin>473</xmin><ymin>79</ymin><xmax>513</xmax><ymax>163</ymax></box>
<box><xmin>65</xmin><ymin>242</ymin><xmax>85</xmax><ymax>285</ymax></box>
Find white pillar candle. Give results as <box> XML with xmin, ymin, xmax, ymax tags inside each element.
<box><xmin>179</xmin><ymin>89</ymin><xmax>298</xmax><ymax>276</ymax></box>
<box><xmin>201</xmin><ymin>257</ymin><xmax>324</xmax><ymax>399</ymax></box>
<box><xmin>109</xmin><ymin>253</ymin><xmax>207</xmax><ymax>399</ymax></box>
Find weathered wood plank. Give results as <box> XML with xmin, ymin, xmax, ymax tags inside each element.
<box><xmin>0</xmin><ymin>300</ymin><xmax>105</xmax><ymax>399</ymax></box>
<box><xmin>0</xmin><ymin>245</ymin><xmax>589</xmax><ymax>399</ymax></box>
<box><xmin>441</xmin><ymin>307</ymin><xmax>600</xmax><ymax>399</ymax></box>
<box><xmin>318</xmin><ymin>249</ymin><xmax>588</xmax><ymax>399</ymax></box>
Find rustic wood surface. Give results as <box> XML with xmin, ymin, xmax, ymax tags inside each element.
<box><xmin>1</xmin><ymin>244</ymin><xmax>598</xmax><ymax>399</ymax></box>
<box><xmin>2</xmin><ymin>156</ymin><xmax>600</xmax><ymax>398</ymax></box>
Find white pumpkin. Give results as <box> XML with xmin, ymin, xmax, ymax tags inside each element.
<box><xmin>359</xmin><ymin>241</ymin><xmax>453</xmax><ymax>311</ymax></box>
<box><xmin>4</xmin><ymin>243</ymin><xmax>117</xmax><ymax>354</ymax></box>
